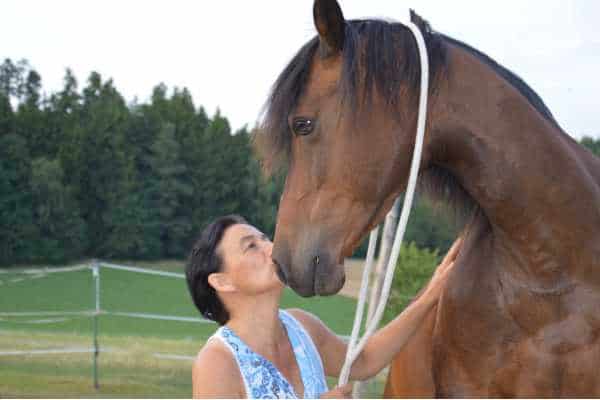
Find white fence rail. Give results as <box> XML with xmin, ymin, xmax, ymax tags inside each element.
<box><xmin>0</xmin><ymin>260</ymin><xmax>213</xmax><ymax>389</ymax></box>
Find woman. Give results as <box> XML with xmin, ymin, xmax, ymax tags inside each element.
<box><xmin>186</xmin><ymin>215</ymin><xmax>461</xmax><ymax>398</ymax></box>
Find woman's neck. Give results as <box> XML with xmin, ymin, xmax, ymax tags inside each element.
<box><xmin>225</xmin><ymin>290</ymin><xmax>287</xmax><ymax>358</ymax></box>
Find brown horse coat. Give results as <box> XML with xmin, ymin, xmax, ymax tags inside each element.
<box><xmin>385</xmin><ymin>40</ymin><xmax>600</xmax><ymax>397</ymax></box>
<box><xmin>257</xmin><ymin>1</ymin><xmax>600</xmax><ymax>396</ymax></box>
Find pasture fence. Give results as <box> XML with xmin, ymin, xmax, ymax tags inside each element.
<box><xmin>0</xmin><ymin>260</ymin><xmax>212</xmax><ymax>389</ymax></box>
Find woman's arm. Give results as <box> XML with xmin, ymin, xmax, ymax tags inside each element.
<box><xmin>291</xmin><ymin>236</ymin><xmax>462</xmax><ymax>381</ymax></box>
<box><xmin>348</xmin><ymin>286</ymin><xmax>438</xmax><ymax>379</ymax></box>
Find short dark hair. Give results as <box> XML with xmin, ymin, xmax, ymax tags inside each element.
<box><xmin>185</xmin><ymin>215</ymin><xmax>247</xmax><ymax>325</ymax></box>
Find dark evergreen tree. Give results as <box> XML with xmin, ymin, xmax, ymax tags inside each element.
<box><xmin>187</xmin><ymin>110</ymin><xmax>237</xmax><ymax>231</ymax></box>
<box><xmin>74</xmin><ymin>72</ymin><xmax>130</xmax><ymax>255</ymax></box>
<box><xmin>0</xmin><ymin>134</ymin><xmax>38</xmax><ymax>265</ymax></box>
<box><xmin>0</xmin><ymin>58</ymin><xmax>27</xmax><ymax>100</ymax></box>
<box><xmin>29</xmin><ymin>157</ymin><xmax>88</xmax><ymax>263</ymax></box>
<box><xmin>147</xmin><ymin>122</ymin><xmax>193</xmax><ymax>257</ymax></box>
<box><xmin>0</xmin><ymin>92</ymin><xmax>13</xmax><ymax>136</ymax></box>
<box><xmin>48</xmin><ymin>69</ymin><xmax>81</xmax><ymax>161</ymax></box>
<box><xmin>101</xmin><ymin>154</ymin><xmax>162</xmax><ymax>259</ymax></box>
<box><xmin>16</xmin><ymin>69</ymin><xmax>50</xmax><ymax>158</ymax></box>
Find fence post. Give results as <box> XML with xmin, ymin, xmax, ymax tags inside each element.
<box><xmin>92</xmin><ymin>260</ymin><xmax>100</xmax><ymax>390</ymax></box>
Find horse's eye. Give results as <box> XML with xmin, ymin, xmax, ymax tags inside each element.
<box><xmin>292</xmin><ymin>117</ymin><xmax>315</xmax><ymax>136</ymax></box>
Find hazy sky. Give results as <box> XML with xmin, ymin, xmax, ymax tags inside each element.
<box><xmin>2</xmin><ymin>0</ymin><xmax>599</xmax><ymax>138</ymax></box>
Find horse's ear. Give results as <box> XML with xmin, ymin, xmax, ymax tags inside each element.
<box><xmin>313</xmin><ymin>0</ymin><xmax>345</xmax><ymax>58</ymax></box>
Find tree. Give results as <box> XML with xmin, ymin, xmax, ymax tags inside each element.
<box><xmin>29</xmin><ymin>157</ymin><xmax>88</xmax><ymax>263</ymax></box>
<box><xmin>185</xmin><ymin>110</ymin><xmax>250</xmax><ymax>235</ymax></box>
<box><xmin>16</xmin><ymin>69</ymin><xmax>50</xmax><ymax>158</ymax></box>
<box><xmin>101</xmin><ymin>155</ymin><xmax>162</xmax><ymax>259</ymax></box>
<box><xmin>0</xmin><ymin>58</ymin><xmax>27</xmax><ymax>100</ymax></box>
<box><xmin>0</xmin><ymin>134</ymin><xmax>38</xmax><ymax>265</ymax></box>
<box><xmin>0</xmin><ymin>92</ymin><xmax>13</xmax><ymax>137</ymax></box>
<box><xmin>48</xmin><ymin>69</ymin><xmax>81</xmax><ymax>160</ymax></box>
<box><xmin>147</xmin><ymin>122</ymin><xmax>193</xmax><ymax>257</ymax></box>
<box><xmin>73</xmin><ymin>72</ymin><xmax>131</xmax><ymax>255</ymax></box>
<box><xmin>581</xmin><ymin>136</ymin><xmax>600</xmax><ymax>157</ymax></box>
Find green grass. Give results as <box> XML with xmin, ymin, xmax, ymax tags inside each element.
<box><xmin>0</xmin><ymin>330</ymin><xmax>197</xmax><ymax>397</ymax></box>
<box><xmin>0</xmin><ymin>330</ymin><xmax>386</xmax><ymax>398</ymax></box>
<box><xmin>0</xmin><ymin>260</ymin><xmax>381</xmax><ymax>397</ymax></box>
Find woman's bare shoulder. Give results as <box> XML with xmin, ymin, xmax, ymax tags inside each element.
<box><xmin>192</xmin><ymin>337</ymin><xmax>244</xmax><ymax>398</ymax></box>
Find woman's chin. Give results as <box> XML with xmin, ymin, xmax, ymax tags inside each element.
<box><xmin>272</xmin><ymin>275</ymin><xmax>286</xmax><ymax>290</ymax></box>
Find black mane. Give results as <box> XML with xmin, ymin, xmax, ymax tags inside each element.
<box><xmin>256</xmin><ymin>12</ymin><xmax>560</xmax><ymax>221</ymax></box>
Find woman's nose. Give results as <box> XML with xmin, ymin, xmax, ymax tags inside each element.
<box><xmin>265</xmin><ymin>241</ymin><xmax>274</xmax><ymax>257</ymax></box>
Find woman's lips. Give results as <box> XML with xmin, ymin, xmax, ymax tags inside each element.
<box><xmin>272</xmin><ymin>259</ymin><xmax>288</xmax><ymax>285</ymax></box>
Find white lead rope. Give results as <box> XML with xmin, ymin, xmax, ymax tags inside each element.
<box><xmin>338</xmin><ymin>18</ymin><xmax>430</xmax><ymax>388</ymax></box>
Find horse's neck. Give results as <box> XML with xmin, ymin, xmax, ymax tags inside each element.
<box><xmin>430</xmin><ymin>44</ymin><xmax>600</xmax><ymax>283</ymax></box>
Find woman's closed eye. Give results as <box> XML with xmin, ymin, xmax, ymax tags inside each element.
<box><xmin>242</xmin><ymin>234</ymin><xmax>270</xmax><ymax>252</ymax></box>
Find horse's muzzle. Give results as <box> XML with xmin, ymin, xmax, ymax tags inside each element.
<box><xmin>273</xmin><ymin>241</ymin><xmax>345</xmax><ymax>297</ymax></box>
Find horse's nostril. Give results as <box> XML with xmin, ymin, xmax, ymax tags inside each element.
<box><xmin>313</xmin><ymin>255</ymin><xmax>320</xmax><ymax>267</ymax></box>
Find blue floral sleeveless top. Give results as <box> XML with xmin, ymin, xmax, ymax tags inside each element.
<box><xmin>212</xmin><ymin>309</ymin><xmax>328</xmax><ymax>399</ymax></box>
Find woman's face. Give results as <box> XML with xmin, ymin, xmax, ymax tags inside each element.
<box><xmin>217</xmin><ymin>223</ymin><xmax>284</xmax><ymax>295</ymax></box>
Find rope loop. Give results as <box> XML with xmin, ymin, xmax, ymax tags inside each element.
<box><xmin>338</xmin><ymin>17</ymin><xmax>430</xmax><ymax>389</ymax></box>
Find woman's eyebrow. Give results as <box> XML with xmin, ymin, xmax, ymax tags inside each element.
<box><xmin>239</xmin><ymin>234</ymin><xmax>256</xmax><ymax>249</ymax></box>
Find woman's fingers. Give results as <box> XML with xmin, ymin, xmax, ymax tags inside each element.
<box><xmin>441</xmin><ymin>235</ymin><xmax>464</xmax><ymax>267</ymax></box>
<box><xmin>320</xmin><ymin>383</ymin><xmax>353</xmax><ymax>398</ymax></box>
<box><xmin>424</xmin><ymin>235</ymin><xmax>464</xmax><ymax>300</ymax></box>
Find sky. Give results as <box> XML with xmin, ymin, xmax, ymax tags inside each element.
<box><xmin>2</xmin><ymin>0</ymin><xmax>599</xmax><ymax>139</ymax></box>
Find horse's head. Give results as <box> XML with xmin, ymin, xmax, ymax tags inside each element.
<box><xmin>257</xmin><ymin>0</ymin><xmax>439</xmax><ymax>296</ymax></box>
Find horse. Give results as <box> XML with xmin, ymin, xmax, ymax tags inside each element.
<box><xmin>255</xmin><ymin>0</ymin><xmax>600</xmax><ymax>396</ymax></box>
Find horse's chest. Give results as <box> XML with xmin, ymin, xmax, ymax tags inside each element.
<box><xmin>489</xmin><ymin>328</ymin><xmax>600</xmax><ymax>397</ymax></box>
<box><xmin>434</xmin><ymin>280</ymin><xmax>600</xmax><ymax>397</ymax></box>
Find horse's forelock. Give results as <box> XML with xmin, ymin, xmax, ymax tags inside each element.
<box><xmin>255</xmin><ymin>16</ymin><xmax>448</xmax><ymax>176</ymax></box>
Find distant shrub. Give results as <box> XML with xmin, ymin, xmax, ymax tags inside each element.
<box><xmin>382</xmin><ymin>242</ymin><xmax>440</xmax><ymax>323</ymax></box>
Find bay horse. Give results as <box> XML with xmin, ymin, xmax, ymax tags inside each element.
<box><xmin>255</xmin><ymin>0</ymin><xmax>600</xmax><ymax>396</ymax></box>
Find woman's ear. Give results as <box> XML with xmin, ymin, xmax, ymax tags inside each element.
<box><xmin>208</xmin><ymin>272</ymin><xmax>236</xmax><ymax>293</ymax></box>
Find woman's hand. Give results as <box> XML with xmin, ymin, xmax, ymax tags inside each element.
<box><xmin>421</xmin><ymin>235</ymin><xmax>463</xmax><ymax>303</ymax></box>
<box><xmin>320</xmin><ymin>383</ymin><xmax>353</xmax><ymax>398</ymax></box>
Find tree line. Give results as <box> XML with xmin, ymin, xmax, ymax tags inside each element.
<box><xmin>1</xmin><ymin>58</ymin><xmax>598</xmax><ymax>266</ymax></box>
<box><xmin>0</xmin><ymin>58</ymin><xmax>284</xmax><ymax>265</ymax></box>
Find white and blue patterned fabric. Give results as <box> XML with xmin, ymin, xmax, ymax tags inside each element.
<box><xmin>212</xmin><ymin>309</ymin><xmax>328</xmax><ymax>399</ymax></box>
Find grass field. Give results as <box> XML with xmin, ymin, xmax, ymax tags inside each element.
<box><xmin>0</xmin><ymin>330</ymin><xmax>197</xmax><ymax>397</ymax></box>
<box><xmin>0</xmin><ymin>260</ymin><xmax>385</xmax><ymax>397</ymax></box>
